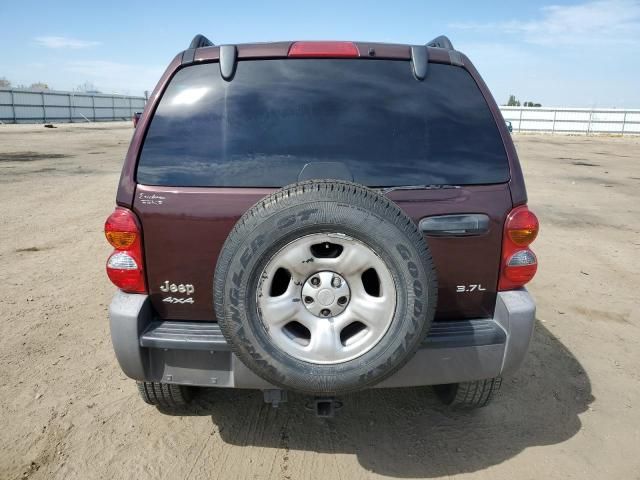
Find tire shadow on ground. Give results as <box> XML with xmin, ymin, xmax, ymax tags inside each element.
<box><xmin>158</xmin><ymin>320</ymin><xmax>592</xmax><ymax>478</ymax></box>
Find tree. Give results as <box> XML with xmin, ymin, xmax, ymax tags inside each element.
<box><xmin>29</xmin><ymin>82</ymin><xmax>49</xmax><ymax>90</ymax></box>
<box><xmin>75</xmin><ymin>81</ymin><xmax>100</xmax><ymax>93</ymax></box>
<box><xmin>507</xmin><ymin>94</ymin><xmax>520</xmax><ymax>106</ymax></box>
<box><xmin>523</xmin><ymin>101</ymin><xmax>542</xmax><ymax>107</ymax></box>
<box><xmin>0</xmin><ymin>77</ymin><xmax>10</xmax><ymax>88</ymax></box>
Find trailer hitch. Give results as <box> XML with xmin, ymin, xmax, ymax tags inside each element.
<box><xmin>306</xmin><ymin>397</ymin><xmax>343</xmax><ymax>418</ymax></box>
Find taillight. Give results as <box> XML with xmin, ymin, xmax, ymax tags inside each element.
<box><xmin>104</xmin><ymin>207</ymin><xmax>146</xmax><ymax>293</ymax></box>
<box><xmin>288</xmin><ymin>41</ymin><xmax>359</xmax><ymax>58</ymax></box>
<box><xmin>506</xmin><ymin>207</ymin><xmax>539</xmax><ymax>246</ymax></box>
<box><xmin>498</xmin><ymin>205</ymin><xmax>539</xmax><ymax>291</ymax></box>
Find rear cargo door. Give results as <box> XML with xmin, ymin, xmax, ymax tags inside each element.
<box><xmin>134</xmin><ymin>58</ymin><xmax>512</xmax><ymax>321</ymax></box>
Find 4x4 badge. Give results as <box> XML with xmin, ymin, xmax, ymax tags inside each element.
<box><xmin>162</xmin><ymin>297</ymin><xmax>194</xmax><ymax>304</ymax></box>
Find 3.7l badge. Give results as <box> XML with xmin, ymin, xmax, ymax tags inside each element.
<box><xmin>456</xmin><ymin>284</ymin><xmax>486</xmax><ymax>293</ymax></box>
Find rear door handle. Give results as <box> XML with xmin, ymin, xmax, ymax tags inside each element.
<box><xmin>419</xmin><ymin>214</ymin><xmax>490</xmax><ymax>236</ymax></box>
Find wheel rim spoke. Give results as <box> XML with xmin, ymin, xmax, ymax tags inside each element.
<box><xmin>307</xmin><ymin>320</ymin><xmax>340</xmax><ymax>361</ymax></box>
<box><xmin>341</xmin><ymin>295</ymin><xmax>395</xmax><ymax>336</ymax></box>
<box><xmin>335</xmin><ymin>242</ymin><xmax>378</xmax><ymax>279</ymax></box>
<box><xmin>273</xmin><ymin>242</ymin><xmax>316</xmax><ymax>279</ymax></box>
<box><xmin>259</xmin><ymin>288</ymin><xmax>300</xmax><ymax>328</ymax></box>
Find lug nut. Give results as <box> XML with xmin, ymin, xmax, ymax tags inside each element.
<box><xmin>331</xmin><ymin>276</ymin><xmax>342</xmax><ymax>288</ymax></box>
<box><xmin>337</xmin><ymin>296</ymin><xmax>348</xmax><ymax>305</ymax></box>
<box><xmin>310</xmin><ymin>276</ymin><xmax>321</xmax><ymax>287</ymax></box>
<box><xmin>321</xmin><ymin>309</ymin><xmax>331</xmax><ymax>317</ymax></box>
<box><xmin>304</xmin><ymin>296</ymin><xmax>314</xmax><ymax>304</ymax></box>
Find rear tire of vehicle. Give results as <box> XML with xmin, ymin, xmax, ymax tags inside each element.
<box><xmin>214</xmin><ymin>180</ymin><xmax>437</xmax><ymax>395</ymax></box>
<box><xmin>433</xmin><ymin>377</ymin><xmax>502</xmax><ymax>409</ymax></box>
<box><xmin>136</xmin><ymin>381</ymin><xmax>193</xmax><ymax>408</ymax></box>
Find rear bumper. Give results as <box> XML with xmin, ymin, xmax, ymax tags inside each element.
<box><xmin>109</xmin><ymin>289</ymin><xmax>535</xmax><ymax>389</ymax></box>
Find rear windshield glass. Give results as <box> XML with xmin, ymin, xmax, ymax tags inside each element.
<box><xmin>137</xmin><ymin>59</ymin><xmax>509</xmax><ymax>187</ymax></box>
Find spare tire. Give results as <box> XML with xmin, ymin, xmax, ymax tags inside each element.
<box><xmin>214</xmin><ymin>180</ymin><xmax>437</xmax><ymax>395</ymax></box>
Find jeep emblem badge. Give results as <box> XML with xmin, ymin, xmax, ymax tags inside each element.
<box><xmin>160</xmin><ymin>280</ymin><xmax>195</xmax><ymax>295</ymax></box>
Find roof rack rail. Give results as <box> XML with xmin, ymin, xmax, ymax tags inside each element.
<box><xmin>426</xmin><ymin>35</ymin><xmax>454</xmax><ymax>50</ymax></box>
<box><xmin>189</xmin><ymin>34</ymin><xmax>214</xmax><ymax>49</ymax></box>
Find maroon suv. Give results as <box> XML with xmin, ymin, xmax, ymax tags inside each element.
<box><xmin>105</xmin><ymin>35</ymin><xmax>538</xmax><ymax>415</ymax></box>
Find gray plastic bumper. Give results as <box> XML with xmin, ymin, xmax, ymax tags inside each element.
<box><xmin>108</xmin><ymin>289</ymin><xmax>535</xmax><ymax>388</ymax></box>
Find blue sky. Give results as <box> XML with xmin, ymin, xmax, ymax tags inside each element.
<box><xmin>1</xmin><ymin>0</ymin><xmax>639</xmax><ymax>107</ymax></box>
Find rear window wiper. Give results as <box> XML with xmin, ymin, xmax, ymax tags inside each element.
<box><xmin>378</xmin><ymin>184</ymin><xmax>461</xmax><ymax>195</ymax></box>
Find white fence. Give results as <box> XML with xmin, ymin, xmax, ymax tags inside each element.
<box><xmin>0</xmin><ymin>88</ymin><xmax>146</xmax><ymax>124</ymax></box>
<box><xmin>499</xmin><ymin>106</ymin><xmax>640</xmax><ymax>135</ymax></box>
<box><xmin>2</xmin><ymin>89</ymin><xmax>636</xmax><ymax>134</ymax></box>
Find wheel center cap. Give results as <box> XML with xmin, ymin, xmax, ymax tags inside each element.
<box><xmin>301</xmin><ymin>271</ymin><xmax>351</xmax><ymax>317</ymax></box>
<box><xmin>317</xmin><ymin>289</ymin><xmax>335</xmax><ymax>306</ymax></box>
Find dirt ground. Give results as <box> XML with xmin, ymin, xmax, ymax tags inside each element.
<box><xmin>0</xmin><ymin>122</ymin><xmax>639</xmax><ymax>480</ymax></box>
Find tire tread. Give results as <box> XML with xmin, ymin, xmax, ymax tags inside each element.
<box><xmin>434</xmin><ymin>377</ymin><xmax>502</xmax><ymax>409</ymax></box>
<box><xmin>136</xmin><ymin>381</ymin><xmax>192</xmax><ymax>407</ymax></box>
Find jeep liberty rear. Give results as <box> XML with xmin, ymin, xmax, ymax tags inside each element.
<box><xmin>106</xmin><ymin>36</ymin><xmax>538</xmax><ymax>414</ymax></box>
